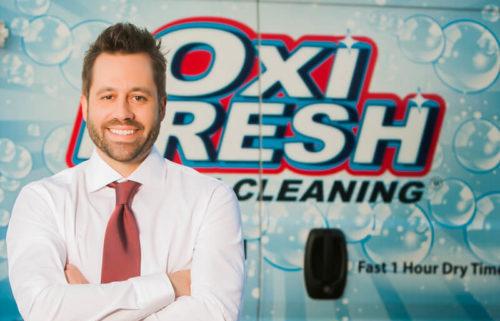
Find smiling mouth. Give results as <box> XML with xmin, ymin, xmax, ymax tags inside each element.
<box><xmin>109</xmin><ymin>128</ymin><xmax>137</xmax><ymax>135</ymax></box>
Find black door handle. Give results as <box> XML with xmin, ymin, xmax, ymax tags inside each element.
<box><xmin>304</xmin><ymin>228</ymin><xmax>348</xmax><ymax>299</ymax></box>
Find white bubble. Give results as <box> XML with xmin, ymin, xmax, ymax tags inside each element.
<box><xmin>16</xmin><ymin>0</ymin><xmax>50</xmax><ymax>15</ymax></box>
<box><xmin>466</xmin><ymin>193</ymin><xmax>500</xmax><ymax>264</ymax></box>
<box><xmin>0</xmin><ymin>188</ymin><xmax>3</xmax><ymax>203</ymax></box>
<box><xmin>0</xmin><ymin>209</ymin><xmax>10</xmax><ymax>226</ymax></box>
<box><xmin>398</xmin><ymin>16</ymin><xmax>444</xmax><ymax>63</ymax></box>
<box><xmin>43</xmin><ymin>84</ymin><xmax>58</xmax><ymax>96</ymax></box>
<box><xmin>0</xmin><ymin>54</ymin><xmax>34</xmax><ymax>87</ymax></box>
<box><xmin>368</xmin><ymin>12</ymin><xmax>399</xmax><ymax>33</ymax></box>
<box><xmin>434</xmin><ymin>21</ymin><xmax>500</xmax><ymax>93</ymax></box>
<box><xmin>327</xmin><ymin>203</ymin><xmax>373</xmax><ymax>242</ymax></box>
<box><xmin>364</xmin><ymin>203</ymin><xmax>432</xmax><ymax>263</ymax></box>
<box><xmin>0</xmin><ymin>176</ymin><xmax>20</xmax><ymax>191</ymax></box>
<box><xmin>43</xmin><ymin>124</ymin><xmax>72</xmax><ymax>174</ymax></box>
<box><xmin>0</xmin><ymin>145</ymin><xmax>32</xmax><ymax>179</ymax></box>
<box><xmin>61</xmin><ymin>20</ymin><xmax>111</xmax><ymax>89</ymax></box>
<box><xmin>116</xmin><ymin>3</ymin><xmax>138</xmax><ymax>20</ymax></box>
<box><xmin>251</xmin><ymin>287</ymin><xmax>260</xmax><ymax>299</ymax></box>
<box><xmin>0</xmin><ymin>138</ymin><xmax>16</xmax><ymax>162</ymax></box>
<box><xmin>429</xmin><ymin>179</ymin><xmax>475</xmax><ymax>227</ymax></box>
<box><xmin>23</xmin><ymin>16</ymin><xmax>73</xmax><ymax>65</ymax></box>
<box><xmin>263</xmin><ymin>203</ymin><xmax>325</xmax><ymax>270</ymax></box>
<box><xmin>10</xmin><ymin>17</ymin><xmax>30</xmax><ymax>36</ymax></box>
<box><xmin>454</xmin><ymin>119</ymin><xmax>500</xmax><ymax>172</ymax></box>
<box><xmin>27</xmin><ymin>123</ymin><xmax>40</xmax><ymax>136</ymax></box>
<box><xmin>482</xmin><ymin>4</ymin><xmax>499</xmax><ymax>22</ymax></box>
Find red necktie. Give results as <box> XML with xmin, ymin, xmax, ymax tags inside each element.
<box><xmin>101</xmin><ymin>180</ymin><xmax>142</xmax><ymax>283</ymax></box>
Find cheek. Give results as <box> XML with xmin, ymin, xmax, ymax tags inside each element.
<box><xmin>139</xmin><ymin>107</ymin><xmax>162</xmax><ymax>126</ymax></box>
<box><xmin>86</xmin><ymin>108</ymin><xmax>108</xmax><ymax>128</ymax></box>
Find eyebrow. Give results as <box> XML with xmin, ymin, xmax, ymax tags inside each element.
<box><xmin>130</xmin><ymin>87</ymin><xmax>154</xmax><ymax>97</ymax></box>
<box><xmin>94</xmin><ymin>87</ymin><xmax>154</xmax><ymax>97</ymax></box>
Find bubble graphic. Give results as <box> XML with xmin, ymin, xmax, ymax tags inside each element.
<box><xmin>363</xmin><ymin>203</ymin><xmax>432</xmax><ymax>263</ymax></box>
<box><xmin>0</xmin><ymin>188</ymin><xmax>3</xmax><ymax>203</ymax></box>
<box><xmin>251</xmin><ymin>288</ymin><xmax>260</xmax><ymax>299</ymax></box>
<box><xmin>116</xmin><ymin>3</ymin><xmax>138</xmax><ymax>20</ymax></box>
<box><xmin>263</xmin><ymin>204</ymin><xmax>326</xmax><ymax>270</ymax></box>
<box><xmin>466</xmin><ymin>193</ymin><xmax>500</xmax><ymax>264</ymax></box>
<box><xmin>482</xmin><ymin>5</ymin><xmax>499</xmax><ymax>23</ymax></box>
<box><xmin>429</xmin><ymin>179</ymin><xmax>475</xmax><ymax>227</ymax></box>
<box><xmin>434</xmin><ymin>21</ymin><xmax>500</xmax><ymax>93</ymax></box>
<box><xmin>0</xmin><ymin>54</ymin><xmax>34</xmax><ymax>87</ymax></box>
<box><xmin>0</xmin><ymin>176</ymin><xmax>20</xmax><ymax>191</ymax></box>
<box><xmin>60</xmin><ymin>20</ymin><xmax>111</xmax><ymax>89</ymax></box>
<box><xmin>27</xmin><ymin>123</ymin><xmax>40</xmax><ymax>137</ymax></box>
<box><xmin>327</xmin><ymin>202</ymin><xmax>374</xmax><ymax>242</ymax></box>
<box><xmin>397</xmin><ymin>16</ymin><xmax>444</xmax><ymax>63</ymax></box>
<box><xmin>10</xmin><ymin>17</ymin><xmax>30</xmax><ymax>36</ymax></box>
<box><xmin>0</xmin><ymin>138</ymin><xmax>15</xmax><ymax>162</ymax></box>
<box><xmin>454</xmin><ymin>119</ymin><xmax>500</xmax><ymax>172</ymax></box>
<box><xmin>43</xmin><ymin>125</ymin><xmax>71</xmax><ymax>174</ymax></box>
<box><xmin>23</xmin><ymin>16</ymin><xmax>72</xmax><ymax>65</ymax></box>
<box><xmin>43</xmin><ymin>84</ymin><xmax>58</xmax><ymax>96</ymax></box>
<box><xmin>0</xmin><ymin>145</ymin><xmax>32</xmax><ymax>179</ymax></box>
<box><xmin>368</xmin><ymin>12</ymin><xmax>401</xmax><ymax>34</ymax></box>
<box><xmin>16</xmin><ymin>0</ymin><xmax>50</xmax><ymax>16</ymax></box>
<box><xmin>0</xmin><ymin>209</ymin><xmax>9</xmax><ymax>226</ymax></box>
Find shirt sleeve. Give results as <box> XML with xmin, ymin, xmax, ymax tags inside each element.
<box><xmin>145</xmin><ymin>183</ymin><xmax>245</xmax><ymax>321</ymax></box>
<box><xmin>6</xmin><ymin>184</ymin><xmax>176</xmax><ymax>321</ymax></box>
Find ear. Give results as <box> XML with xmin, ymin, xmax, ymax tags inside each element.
<box><xmin>80</xmin><ymin>94</ymin><xmax>88</xmax><ymax>121</ymax></box>
<box><xmin>159</xmin><ymin>94</ymin><xmax>167</xmax><ymax>121</ymax></box>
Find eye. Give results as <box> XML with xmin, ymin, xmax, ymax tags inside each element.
<box><xmin>101</xmin><ymin>95</ymin><xmax>113</xmax><ymax>100</ymax></box>
<box><xmin>132</xmin><ymin>95</ymin><xmax>147</xmax><ymax>102</ymax></box>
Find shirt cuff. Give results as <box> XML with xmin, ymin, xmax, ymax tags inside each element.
<box><xmin>130</xmin><ymin>273</ymin><xmax>175</xmax><ymax>313</ymax></box>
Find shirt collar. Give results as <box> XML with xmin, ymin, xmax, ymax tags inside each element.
<box><xmin>85</xmin><ymin>146</ymin><xmax>166</xmax><ymax>192</ymax></box>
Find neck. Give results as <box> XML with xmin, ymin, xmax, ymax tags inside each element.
<box><xmin>96</xmin><ymin>149</ymin><xmax>150</xmax><ymax>178</ymax></box>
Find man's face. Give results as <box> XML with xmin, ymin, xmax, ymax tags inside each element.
<box><xmin>81</xmin><ymin>52</ymin><xmax>166</xmax><ymax>167</ymax></box>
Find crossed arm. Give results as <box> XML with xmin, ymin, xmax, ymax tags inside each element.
<box><xmin>64</xmin><ymin>264</ymin><xmax>191</xmax><ymax>299</ymax></box>
<box><xmin>7</xmin><ymin>184</ymin><xmax>245</xmax><ymax>321</ymax></box>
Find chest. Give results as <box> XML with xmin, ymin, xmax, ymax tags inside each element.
<box><xmin>63</xmin><ymin>188</ymin><xmax>200</xmax><ymax>283</ymax></box>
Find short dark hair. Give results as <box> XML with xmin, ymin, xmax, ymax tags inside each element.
<box><xmin>82</xmin><ymin>22</ymin><xmax>166</xmax><ymax>101</ymax></box>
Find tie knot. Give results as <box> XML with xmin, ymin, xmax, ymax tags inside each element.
<box><xmin>109</xmin><ymin>181</ymin><xmax>141</xmax><ymax>205</ymax></box>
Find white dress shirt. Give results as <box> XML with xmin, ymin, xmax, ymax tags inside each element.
<box><xmin>6</xmin><ymin>147</ymin><xmax>245</xmax><ymax>321</ymax></box>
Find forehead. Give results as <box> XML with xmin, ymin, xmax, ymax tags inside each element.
<box><xmin>90</xmin><ymin>52</ymin><xmax>155</xmax><ymax>93</ymax></box>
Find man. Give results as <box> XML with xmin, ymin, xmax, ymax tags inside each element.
<box><xmin>7</xmin><ymin>23</ymin><xmax>244</xmax><ymax>321</ymax></box>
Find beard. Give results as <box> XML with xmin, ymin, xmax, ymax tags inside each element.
<box><xmin>86</xmin><ymin>115</ymin><xmax>161</xmax><ymax>164</ymax></box>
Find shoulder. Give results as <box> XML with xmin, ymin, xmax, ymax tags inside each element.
<box><xmin>163</xmin><ymin>159</ymin><xmax>235</xmax><ymax>200</ymax></box>
<box><xmin>18</xmin><ymin>161</ymin><xmax>87</xmax><ymax>199</ymax></box>
<box><xmin>10</xmin><ymin>162</ymin><xmax>88</xmax><ymax>227</ymax></box>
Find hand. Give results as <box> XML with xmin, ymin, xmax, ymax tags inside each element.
<box><xmin>65</xmin><ymin>263</ymin><xmax>89</xmax><ymax>284</ymax></box>
<box><xmin>168</xmin><ymin>270</ymin><xmax>191</xmax><ymax>298</ymax></box>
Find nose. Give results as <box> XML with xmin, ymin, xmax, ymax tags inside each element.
<box><xmin>113</xmin><ymin>96</ymin><xmax>135</xmax><ymax>121</ymax></box>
